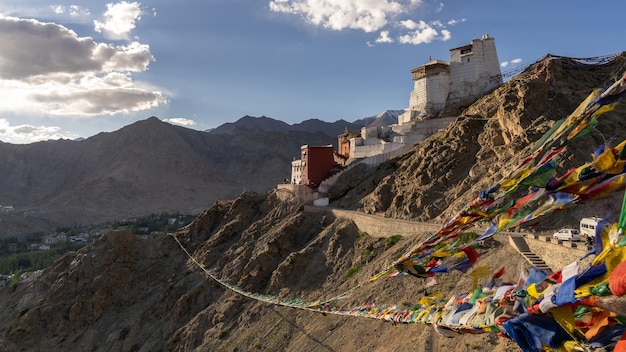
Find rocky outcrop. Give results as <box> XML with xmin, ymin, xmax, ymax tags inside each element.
<box><xmin>348</xmin><ymin>54</ymin><xmax>626</xmax><ymax>229</ymax></box>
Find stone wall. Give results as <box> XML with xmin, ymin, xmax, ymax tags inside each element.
<box><xmin>305</xmin><ymin>207</ymin><xmax>593</xmax><ymax>273</ymax></box>
<box><xmin>305</xmin><ymin>206</ymin><xmax>440</xmax><ymax>237</ymax></box>
<box><xmin>523</xmin><ymin>234</ymin><xmax>591</xmax><ymax>271</ymax></box>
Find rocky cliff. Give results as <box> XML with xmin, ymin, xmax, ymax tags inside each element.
<box><xmin>343</xmin><ymin>54</ymin><xmax>626</xmax><ymax>229</ymax></box>
<box><xmin>0</xmin><ymin>53</ymin><xmax>625</xmax><ymax>351</ymax></box>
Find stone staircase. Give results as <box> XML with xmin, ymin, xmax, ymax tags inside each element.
<box><xmin>508</xmin><ymin>235</ymin><xmax>552</xmax><ymax>272</ymax></box>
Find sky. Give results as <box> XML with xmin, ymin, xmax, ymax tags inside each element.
<box><xmin>0</xmin><ymin>1</ymin><xmax>624</xmax><ymax>144</ymax></box>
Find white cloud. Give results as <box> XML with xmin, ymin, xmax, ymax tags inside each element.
<box><xmin>269</xmin><ymin>0</ymin><xmax>420</xmax><ymax>32</ymax></box>
<box><xmin>94</xmin><ymin>1</ymin><xmax>142</xmax><ymax>40</ymax></box>
<box><xmin>97</xmin><ymin>41</ymin><xmax>155</xmax><ymax>72</ymax></box>
<box><xmin>501</xmin><ymin>58</ymin><xmax>523</xmax><ymax>67</ymax></box>
<box><xmin>163</xmin><ymin>118</ymin><xmax>197</xmax><ymax>127</ymax></box>
<box><xmin>375</xmin><ymin>30</ymin><xmax>394</xmax><ymax>43</ymax></box>
<box><xmin>0</xmin><ymin>15</ymin><xmax>166</xmax><ymax>117</ymax></box>
<box><xmin>50</xmin><ymin>5</ymin><xmax>91</xmax><ymax>18</ymax></box>
<box><xmin>0</xmin><ymin>16</ymin><xmax>154</xmax><ymax>78</ymax></box>
<box><xmin>26</xmin><ymin>73</ymin><xmax>166</xmax><ymax>116</ymax></box>
<box><xmin>69</xmin><ymin>5</ymin><xmax>91</xmax><ymax>18</ymax></box>
<box><xmin>0</xmin><ymin>3</ymin><xmax>92</xmax><ymax>23</ymax></box>
<box><xmin>397</xmin><ymin>20</ymin><xmax>450</xmax><ymax>44</ymax></box>
<box><xmin>431</xmin><ymin>20</ymin><xmax>443</xmax><ymax>28</ymax></box>
<box><xmin>51</xmin><ymin>5</ymin><xmax>65</xmax><ymax>14</ymax></box>
<box><xmin>447</xmin><ymin>18</ymin><xmax>465</xmax><ymax>26</ymax></box>
<box><xmin>398</xmin><ymin>27</ymin><xmax>437</xmax><ymax>44</ymax></box>
<box><xmin>440</xmin><ymin>29</ymin><xmax>451</xmax><ymax>41</ymax></box>
<box><xmin>399</xmin><ymin>19</ymin><xmax>426</xmax><ymax>30</ymax></box>
<box><xmin>0</xmin><ymin>119</ymin><xmax>79</xmax><ymax>144</ymax></box>
<box><xmin>268</xmin><ymin>0</ymin><xmax>463</xmax><ymax>46</ymax></box>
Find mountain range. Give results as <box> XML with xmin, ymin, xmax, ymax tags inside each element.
<box><xmin>0</xmin><ymin>110</ymin><xmax>403</xmax><ymax>236</ymax></box>
<box><xmin>208</xmin><ymin>110</ymin><xmax>403</xmax><ymax>134</ymax></box>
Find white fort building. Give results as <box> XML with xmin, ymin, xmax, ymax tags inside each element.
<box><xmin>344</xmin><ymin>34</ymin><xmax>503</xmax><ymax>161</ymax></box>
<box><xmin>399</xmin><ymin>34</ymin><xmax>502</xmax><ymax>123</ymax></box>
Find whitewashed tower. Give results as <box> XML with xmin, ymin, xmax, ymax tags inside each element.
<box><xmin>447</xmin><ymin>34</ymin><xmax>502</xmax><ymax>106</ymax></box>
<box><xmin>399</xmin><ymin>59</ymin><xmax>450</xmax><ymax>124</ymax></box>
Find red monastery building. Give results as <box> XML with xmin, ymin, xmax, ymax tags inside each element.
<box><xmin>291</xmin><ymin>145</ymin><xmax>337</xmax><ymax>188</ymax></box>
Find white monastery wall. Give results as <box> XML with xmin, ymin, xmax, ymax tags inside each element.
<box><xmin>405</xmin><ymin>72</ymin><xmax>449</xmax><ymax>122</ymax></box>
<box><xmin>425</xmin><ymin>73</ymin><xmax>450</xmax><ymax>112</ymax></box>
<box><xmin>351</xmin><ymin>117</ymin><xmax>457</xmax><ymax>159</ymax></box>
<box><xmin>352</xmin><ymin>141</ymin><xmax>406</xmax><ymax>159</ymax></box>
<box><xmin>409</xmin><ymin>78</ymin><xmax>428</xmax><ymax>111</ymax></box>
<box><xmin>361</xmin><ymin>126</ymin><xmax>378</xmax><ymax>139</ymax></box>
<box><xmin>398</xmin><ymin>109</ymin><xmax>412</xmax><ymax>125</ymax></box>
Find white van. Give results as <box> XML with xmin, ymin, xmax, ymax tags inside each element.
<box><xmin>580</xmin><ymin>217</ymin><xmax>600</xmax><ymax>240</ymax></box>
<box><xmin>553</xmin><ymin>228</ymin><xmax>581</xmax><ymax>241</ymax></box>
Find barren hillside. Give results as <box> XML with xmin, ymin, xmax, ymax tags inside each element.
<box><xmin>0</xmin><ymin>192</ymin><xmax>530</xmax><ymax>351</ymax></box>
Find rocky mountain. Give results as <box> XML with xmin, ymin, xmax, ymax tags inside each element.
<box><xmin>0</xmin><ymin>53</ymin><xmax>625</xmax><ymax>351</ymax></box>
<box><xmin>352</xmin><ymin>109</ymin><xmax>404</xmax><ymax>127</ymax></box>
<box><xmin>209</xmin><ymin>115</ymin><xmax>363</xmax><ymax>136</ymax></box>
<box><xmin>0</xmin><ymin>117</ymin><xmax>335</xmax><ymax>236</ymax></box>
<box><xmin>209</xmin><ymin>115</ymin><xmax>293</xmax><ymax>134</ymax></box>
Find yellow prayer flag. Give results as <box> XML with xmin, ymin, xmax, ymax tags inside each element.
<box><xmin>469</xmin><ymin>265</ymin><xmax>491</xmax><ymax>291</ymax></box>
<box><xmin>594</xmin><ymin>148</ymin><xmax>617</xmax><ymax>172</ymax></box>
<box><xmin>497</xmin><ymin>216</ymin><xmax>514</xmax><ymax>231</ymax></box>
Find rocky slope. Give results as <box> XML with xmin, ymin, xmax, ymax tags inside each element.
<box><xmin>0</xmin><ymin>53</ymin><xmax>624</xmax><ymax>351</ymax></box>
<box><xmin>0</xmin><ymin>192</ymin><xmax>526</xmax><ymax>352</ymax></box>
<box><xmin>338</xmin><ymin>54</ymin><xmax>626</xmax><ymax>229</ymax></box>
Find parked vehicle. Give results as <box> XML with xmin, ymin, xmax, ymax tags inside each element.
<box><xmin>553</xmin><ymin>228</ymin><xmax>581</xmax><ymax>241</ymax></box>
<box><xmin>580</xmin><ymin>217</ymin><xmax>600</xmax><ymax>240</ymax></box>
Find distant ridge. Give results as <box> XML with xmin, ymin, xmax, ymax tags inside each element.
<box><xmin>209</xmin><ymin>115</ymin><xmax>292</xmax><ymax>134</ymax></box>
<box><xmin>352</xmin><ymin>109</ymin><xmax>404</xmax><ymax>127</ymax></box>
<box><xmin>209</xmin><ymin>110</ymin><xmax>405</xmax><ymax>137</ymax></box>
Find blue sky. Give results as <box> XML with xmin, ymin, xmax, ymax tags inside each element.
<box><xmin>0</xmin><ymin>0</ymin><xmax>624</xmax><ymax>143</ymax></box>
